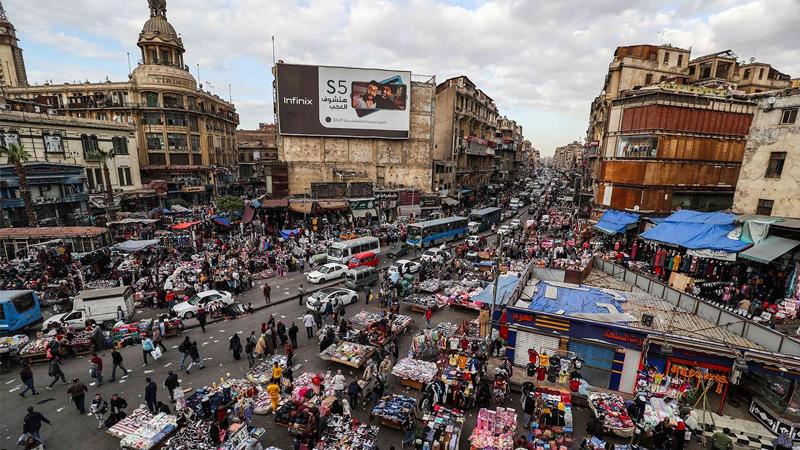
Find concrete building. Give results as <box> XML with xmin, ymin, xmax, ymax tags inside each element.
<box><xmin>236</xmin><ymin>123</ymin><xmax>287</xmax><ymax>198</ymax></box>
<box><xmin>280</xmin><ymin>77</ymin><xmax>436</xmax><ymax>196</ymax></box>
<box><xmin>553</xmin><ymin>141</ymin><xmax>583</xmax><ymax>172</ymax></box>
<box><xmin>0</xmin><ymin>3</ymin><xmax>27</xmax><ymax>88</ymax></box>
<box><xmin>687</xmin><ymin>50</ymin><xmax>791</xmax><ymax>94</ymax></box>
<box><xmin>433</xmin><ymin>76</ymin><xmax>498</xmax><ymax>193</ymax></box>
<box><xmin>733</xmin><ymin>89</ymin><xmax>800</xmax><ymax>218</ymax></box>
<box><xmin>597</xmin><ymin>86</ymin><xmax>757</xmax><ymax>213</ymax></box>
<box><xmin>0</xmin><ymin>109</ymin><xmax>139</xmax><ymax>226</ymax></box>
<box><xmin>736</xmin><ymin>62</ymin><xmax>792</xmax><ymax>94</ymax></box>
<box><xmin>2</xmin><ymin>0</ymin><xmax>238</xmax><ymax>202</ymax></box>
<box><xmin>493</xmin><ymin>116</ymin><xmax>521</xmax><ymax>184</ymax></box>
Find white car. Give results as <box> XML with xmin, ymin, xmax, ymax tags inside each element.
<box><xmin>172</xmin><ymin>290</ymin><xmax>233</xmax><ymax>319</ymax></box>
<box><xmin>44</xmin><ymin>310</ymin><xmax>88</xmax><ymax>331</ymax></box>
<box><xmin>509</xmin><ymin>219</ymin><xmax>521</xmax><ymax>229</ymax></box>
<box><xmin>305</xmin><ymin>287</ymin><xmax>358</xmax><ymax>312</ymax></box>
<box><xmin>497</xmin><ymin>225</ymin><xmax>511</xmax><ymax>236</ymax></box>
<box><xmin>389</xmin><ymin>259</ymin><xmax>421</xmax><ymax>274</ymax></box>
<box><xmin>466</xmin><ymin>235</ymin><xmax>481</xmax><ymax>247</ymax></box>
<box><xmin>306</xmin><ymin>263</ymin><xmax>348</xmax><ymax>284</ymax></box>
<box><xmin>421</xmin><ymin>248</ymin><xmax>448</xmax><ymax>264</ymax></box>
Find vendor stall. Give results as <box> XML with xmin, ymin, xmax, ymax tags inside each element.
<box><xmin>0</xmin><ymin>335</ymin><xmax>29</xmax><ymax>371</ymax></box>
<box><xmin>316</xmin><ymin>414</ymin><xmax>379</xmax><ymax>450</ymax></box>
<box><xmin>469</xmin><ymin>407</ymin><xmax>518</xmax><ymax>450</ymax></box>
<box><xmin>529</xmin><ymin>386</ymin><xmax>574</xmax><ymax>450</ymax></box>
<box><xmin>370</xmin><ymin>394</ymin><xmax>416</xmax><ymax>429</ymax></box>
<box><xmin>273</xmin><ymin>400</ymin><xmax>320</xmax><ymax>436</ymax></box>
<box><xmin>19</xmin><ymin>337</ymin><xmax>51</xmax><ymax>363</ymax></box>
<box><xmin>246</xmin><ymin>355</ymin><xmax>288</xmax><ymax>385</ymax></box>
<box><xmin>588</xmin><ymin>392</ymin><xmax>635</xmax><ymax>437</ymax></box>
<box><xmin>319</xmin><ymin>342</ymin><xmax>374</xmax><ymax>368</ymax></box>
<box><xmin>418</xmin><ymin>405</ymin><xmax>464</xmax><ymax>450</ymax></box>
<box><xmin>391</xmin><ymin>357</ymin><xmax>438</xmax><ymax>390</ymax></box>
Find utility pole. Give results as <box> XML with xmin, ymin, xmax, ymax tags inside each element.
<box><xmin>487</xmin><ymin>231</ymin><xmax>504</xmax><ymax>344</ymax></box>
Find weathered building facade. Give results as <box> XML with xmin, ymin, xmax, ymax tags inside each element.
<box><xmin>236</xmin><ymin>123</ymin><xmax>287</xmax><ymax>198</ymax></box>
<box><xmin>0</xmin><ymin>3</ymin><xmax>27</xmax><ymax>88</ymax></box>
<box><xmin>596</xmin><ymin>87</ymin><xmax>757</xmax><ymax>213</ymax></box>
<box><xmin>433</xmin><ymin>76</ymin><xmax>498</xmax><ymax>193</ymax></box>
<box><xmin>493</xmin><ymin>116</ymin><xmax>521</xmax><ymax>184</ymax></box>
<box><xmin>733</xmin><ymin>90</ymin><xmax>800</xmax><ymax>218</ymax></box>
<box><xmin>3</xmin><ymin>0</ymin><xmax>238</xmax><ymax>202</ymax></box>
<box><xmin>280</xmin><ymin>79</ymin><xmax>435</xmax><ymax>196</ymax></box>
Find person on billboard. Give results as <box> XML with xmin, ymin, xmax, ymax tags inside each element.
<box><xmin>352</xmin><ymin>80</ymin><xmax>379</xmax><ymax>109</ymax></box>
<box><xmin>376</xmin><ymin>84</ymin><xmax>398</xmax><ymax>110</ymax></box>
<box><xmin>393</xmin><ymin>85</ymin><xmax>406</xmax><ymax>110</ymax></box>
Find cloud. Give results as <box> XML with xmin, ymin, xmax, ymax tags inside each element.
<box><xmin>5</xmin><ymin>0</ymin><xmax>798</xmax><ymax>155</ymax></box>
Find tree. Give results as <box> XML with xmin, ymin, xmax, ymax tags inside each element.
<box><xmin>0</xmin><ymin>143</ymin><xmax>37</xmax><ymax>227</ymax></box>
<box><xmin>214</xmin><ymin>195</ymin><xmax>243</xmax><ymax>214</ymax></box>
<box><xmin>95</xmin><ymin>148</ymin><xmax>117</xmax><ymax>221</ymax></box>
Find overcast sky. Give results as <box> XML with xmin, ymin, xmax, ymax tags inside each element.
<box><xmin>6</xmin><ymin>0</ymin><xmax>799</xmax><ymax>155</ymax></box>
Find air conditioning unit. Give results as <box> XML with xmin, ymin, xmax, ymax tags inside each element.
<box><xmin>0</xmin><ymin>104</ymin><xmax>10</xmax><ymax>110</ymax></box>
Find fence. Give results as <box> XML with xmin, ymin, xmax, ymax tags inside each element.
<box><xmin>593</xmin><ymin>257</ymin><xmax>800</xmax><ymax>356</ymax></box>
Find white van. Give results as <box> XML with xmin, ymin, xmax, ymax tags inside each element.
<box><xmin>327</xmin><ymin>236</ymin><xmax>381</xmax><ymax>264</ymax></box>
<box><xmin>43</xmin><ymin>286</ymin><xmax>135</xmax><ymax>331</ymax></box>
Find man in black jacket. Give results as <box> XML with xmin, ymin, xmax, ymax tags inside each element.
<box><xmin>164</xmin><ymin>371</ymin><xmax>180</xmax><ymax>402</ymax></box>
<box><xmin>110</xmin><ymin>348</ymin><xmax>129</xmax><ymax>382</ymax></box>
<box><xmin>288</xmin><ymin>322</ymin><xmax>299</xmax><ymax>349</ymax></box>
<box><xmin>144</xmin><ymin>378</ymin><xmax>158</xmax><ymax>413</ymax></box>
<box><xmin>23</xmin><ymin>406</ymin><xmax>50</xmax><ymax>445</ymax></box>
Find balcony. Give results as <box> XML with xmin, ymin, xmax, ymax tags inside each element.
<box><xmin>138</xmin><ymin>59</ymin><xmax>190</xmax><ymax>72</ymax></box>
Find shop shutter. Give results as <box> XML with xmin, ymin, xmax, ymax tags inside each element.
<box><xmin>514</xmin><ymin>331</ymin><xmax>561</xmax><ymax>367</ymax></box>
<box><xmin>568</xmin><ymin>340</ymin><xmax>614</xmax><ymax>370</ymax></box>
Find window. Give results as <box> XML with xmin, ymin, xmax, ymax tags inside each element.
<box><xmin>645</xmin><ymin>74</ymin><xmax>653</xmax><ymax>85</ymax></box>
<box><xmin>188</xmin><ymin>116</ymin><xmax>199</xmax><ymax>131</ymax></box>
<box><xmin>756</xmin><ymin>199</ymin><xmax>774</xmax><ymax>216</ymax></box>
<box><xmin>677</xmin><ymin>54</ymin><xmax>683</xmax><ymax>66</ymax></box>
<box><xmin>167</xmin><ymin>133</ymin><xmax>188</xmax><ymax>151</ymax></box>
<box><xmin>758</xmin><ymin>68</ymin><xmax>765</xmax><ymax>80</ymax></box>
<box><xmin>112</xmin><ymin>137</ymin><xmax>129</xmax><ymax>155</ymax></box>
<box><xmin>11</xmin><ymin>292</ymin><xmax>35</xmax><ymax>313</ymax></box>
<box><xmin>146</xmin><ymin>133</ymin><xmax>163</xmax><ymax>150</ymax></box>
<box><xmin>81</xmin><ymin>134</ymin><xmax>100</xmax><ymax>160</ymax></box>
<box><xmin>743</xmin><ymin>69</ymin><xmax>751</xmax><ymax>80</ymax></box>
<box><xmin>163</xmin><ymin>94</ymin><xmax>183</xmax><ymax>109</ymax></box>
<box><xmin>117</xmin><ymin>167</ymin><xmax>132</xmax><ymax>186</ymax></box>
<box><xmin>166</xmin><ymin>113</ymin><xmax>186</xmax><ymax>126</ymax></box>
<box><xmin>142</xmin><ymin>112</ymin><xmax>162</xmax><ymax>125</ymax></box>
<box><xmin>780</xmin><ymin>108</ymin><xmax>798</xmax><ymax>125</ymax></box>
<box><xmin>1</xmin><ymin>131</ymin><xmax>20</xmax><ymax>149</ymax></box>
<box><xmin>688</xmin><ymin>65</ymin><xmax>696</xmax><ymax>76</ymax></box>
<box><xmin>143</xmin><ymin>92</ymin><xmax>159</xmax><ymax>107</ymax></box>
<box><xmin>43</xmin><ymin>132</ymin><xmax>64</xmax><ymax>153</ymax></box>
<box><xmin>148</xmin><ymin>153</ymin><xmax>167</xmax><ymax>166</ymax></box>
<box><xmin>190</xmin><ymin>135</ymin><xmax>201</xmax><ymax>152</ymax></box>
<box><xmin>765</xmin><ymin>152</ymin><xmax>786</xmax><ymax>178</ymax></box>
<box><xmin>663</xmin><ymin>52</ymin><xmax>669</xmax><ymax>64</ymax></box>
<box><xmin>86</xmin><ymin>167</ymin><xmax>103</xmax><ymax>190</ymax></box>
<box><xmin>170</xmin><ymin>154</ymin><xmax>189</xmax><ymax>165</ymax></box>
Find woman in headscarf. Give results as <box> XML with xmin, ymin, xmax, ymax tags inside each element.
<box><xmin>229</xmin><ymin>333</ymin><xmax>242</xmax><ymax>360</ymax></box>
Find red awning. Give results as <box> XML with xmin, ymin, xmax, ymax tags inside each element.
<box><xmin>171</xmin><ymin>221</ymin><xmax>201</xmax><ymax>230</ymax></box>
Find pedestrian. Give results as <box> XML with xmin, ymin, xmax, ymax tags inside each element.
<box><xmin>152</xmin><ymin>322</ymin><xmax>168</xmax><ymax>352</ymax></box>
<box><xmin>277</xmin><ymin>320</ymin><xmax>287</xmax><ymax>346</ymax></box>
<box><xmin>323</xmin><ymin>300</ymin><xmax>333</xmax><ymax>322</ymax></box>
<box><xmin>285</xmin><ymin>343</ymin><xmax>295</xmax><ymax>367</ymax></box>
<box><xmin>288</xmin><ymin>322</ymin><xmax>299</xmax><ymax>349</ymax></box>
<box><xmin>186</xmin><ymin>341</ymin><xmax>204</xmax><ymax>374</ymax></box>
<box><xmin>363</xmin><ymin>286</ymin><xmax>371</xmax><ymax>304</ymax></box>
<box><xmin>22</xmin><ymin>406</ymin><xmax>50</xmax><ymax>445</ymax></box>
<box><xmin>109</xmin><ymin>348</ymin><xmax>129</xmax><ymax>382</ymax></box>
<box><xmin>312</xmin><ymin>308</ymin><xmax>323</xmax><ymax>329</ymax></box>
<box><xmin>267</xmin><ymin>380</ymin><xmax>280</xmax><ymax>412</ymax></box>
<box><xmin>67</xmin><ymin>378</ymin><xmax>88</xmax><ymax>414</ymax></box>
<box><xmin>303</xmin><ymin>312</ymin><xmax>315</xmax><ymax>339</ymax></box>
<box><xmin>297</xmin><ymin>285</ymin><xmax>306</xmax><ymax>306</ymax></box>
<box><xmin>402</xmin><ymin>417</ymin><xmax>416</xmax><ymax>449</ymax></box>
<box><xmin>300</xmin><ymin>258</ymin><xmax>305</xmax><ymax>273</ymax></box>
<box><xmin>265</xmin><ymin>327</ymin><xmax>275</xmax><ymax>355</ymax></box>
<box><xmin>245</xmin><ymin>334</ymin><xmax>256</xmax><ymax>368</ymax></box>
<box><xmin>89</xmin><ymin>352</ymin><xmax>104</xmax><ymax>386</ymax></box>
<box><xmin>347</xmin><ymin>380</ymin><xmax>362</xmax><ymax>410</ymax></box>
<box><xmin>144</xmin><ymin>377</ymin><xmax>158</xmax><ymax>413</ymax></box>
<box><xmin>333</xmin><ymin>369</ymin><xmax>345</xmax><ymax>399</ymax></box>
<box><xmin>141</xmin><ymin>335</ymin><xmax>154</xmax><ymax>366</ymax></box>
<box><xmin>379</xmin><ymin>356</ymin><xmax>392</xmax><ymax>384</ymax></box>
<box><xmin>424</xmin><ymin>307</ymin><xmax>432</xmax><ymax>328</ymax></box>
<box><xmin>263</xmin><ymin>283</ymin><xmax>271</xmax><ymax>305</ymax></box>
<box><xmin>271</xmin><ymin>361</ymin><xmax>283</xmax><ymax>383</ymax></box>
<box><xmin>229</xmin><ymin>333</ymin><xmax>242</xmax><ymax>360</ymax></box>
<box><xmin>197</xmin><ymin>305</ymin><xmax>207</xmax><ymax>333</ymax></box>
<box><xmin>18</xmin><ymin>362</ymin><xmax>38</xmax><ymax>397</ymax></box>
<box><xmin>178</xmin><ymin>336</ymin><xmax>192</xmax><ymax>370</ymax></box>
<box><xmin>116</xmin><ymin>306</ymin><xmax>125</xmax><ymax>323</ymax></box>
<box><xmin>709</xmin><ymin>428</ymin><xmax>733</xmax><ymax>450</ymax></box>
<box><xmin>46</xmin><ymin>356</ymin><xmax>67</xmax><ymax>390</ymax></box>
<box><xmin>90</xmin><ymin>393</ymin><xmax>109</xmax><ymax>429</ymax></box>
<box><xmin>164</xmin><ymin>370</ymin><xmax>180</xmax><ymax>402</ymax></box>
<box><xmin>391</xmin><ymin>338</ymin><xmax>400</xmax><ymax>361</ymax></box>
<box><xmin>673</xmin><ymin>421</ymin><xmax>687</xmax><ymax>450</ymax></box>
<box><xmin>110</xmin><ymin>393</ymin><xmax>127</xmax><ymax>418</ymax></box>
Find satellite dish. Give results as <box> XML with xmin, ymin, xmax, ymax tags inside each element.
<box><xmin>749</xmin><ymin>57</ymin><xmax>756</xmax><ymax>63</ymax></box>
<box><xmin>767</xmin><ymin>97</ymin><xmax>777</xmax><ymax>105</ymax></box>
<box><xmin>633</xmin><ymin>205</ymin><xmax>640</xmax><ymax>211</ymax></box>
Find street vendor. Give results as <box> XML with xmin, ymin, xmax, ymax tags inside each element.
<box><xmin>267</xmin><ymin>380</ymin><xmax>281</xmax><ymax>411</ymax></box>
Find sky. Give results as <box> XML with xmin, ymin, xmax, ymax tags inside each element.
<box><xmin>6</xmin><ymin>0</ymin><xmax>799</xmax><ymax>156</ymax></box>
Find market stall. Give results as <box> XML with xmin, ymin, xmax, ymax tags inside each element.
<box><xmin>319</xmin><ymin>342</ymin><xmax>374</xmax><ymax>368</ymax></box>
<box><xmin>417</xmin><ymin>405</ymin><xmax>464</xmax><ymax>450</ymax></box>
<box><xmin>588</xmin><ymin>392</ymin><xmax>635</xmax><ymax>437</ymax></box>
<box><xmin>528</xmin><ymin>386</ymin><xmax>575</xmax><ymax>450</ymax></box>
<box><xmin>469</xmin><ymin>407</ymin><xmax>518</xmax><ymax>450</ymax></box>
<box><xmin>273</xmin><ymin>400</ymin><xmax>320</xmax><ymax>437</ymax></box>
<box><xmin>107</xmin><ymin>407</ymin><xmax>179</xmax><ymax>450</ymax></box>
<box><xmin>370</xmin><ymin>394</ymin><xmax>416</xmax><ymax>429</ymax></box>
<box><xmin>316</xmin><ymin>414</ymin><xmax>379</xmax><ymax>450</ymax></box>
<box><xmin>0</xmin><ymin>335</ymin><xmax>29</xmax><ymax>371</ymax></box>
<box><xmin>391</xmin><ymin>357</ymin><xmax>438</xmax><ymax>390</ymax></box>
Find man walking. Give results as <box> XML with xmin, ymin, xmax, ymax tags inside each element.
<box><xmin>303</xmin><ymin>311</ymin><xmax>315</xmax><ymax>339</ymax></box>
<box><xmin>22</xmin><ymin>406</ymin><xmax>50</xmax><ymax>445</ymax></box>
<box><xmin>197</xmin><ymin>305</ymin><xmax>207</xmax><ymax>333</ymax></box>
<box><xmin>288</xmin><ymin>322</ymin><xmax>299</xmax><ymax>349</ymax></box>
<box><xmin>47</xmin><ymin>356</ymin><xmax>67</xmax><ymax>390</ymax></box>
<box><xmin>90</xmin><ymin>353</ymin><xmax>104</xmax><ymax>386</ymax></box>
<box><xmin>67</xmin><ymin>378</ymin><xmax>88</xmax><ymax>414</ymax></box>
<box><xmin>263</xmin><ymin>283</ymin><xmax>271</xmax><ymax>305</ymax></box>
<box><xmin>144</xmin><ymin>378</ymin><xmax>158</xmax><ymax>413</ymax></box>
<box><xmin>186</xmin><ymin>341</ymin><xmax>204</xmax><ymax>374</ymax></box>
<box><xmin>19</xmin><ymin>362</ymin><xmax>38</xmax><ymax>397</ymax></box>
<box><xmin>164</xmin><ymin>371</ymin><xmax>180</xmax><ymax>403</ymax></box>
<box><xmin>178</xmin><ymin>336</ymin><xmax>192</xmax><ymax>370</ymax></box>
<box><xmin>245</xmin><ymin>334</ymin><xmax>256</xmax><ymax>368</ymax></box>
<box><xmin>110</xmin><ymin>348</ymin><xmax>129</xmax><ymax>382</ymax></box>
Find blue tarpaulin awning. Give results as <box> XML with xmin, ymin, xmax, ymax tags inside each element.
<box><xmin>594</xmin><ymin>210</ymin><xmax>640</xmax><ymax>234</ymax></box>
<box><xmin>471</xmin><ymin>274</ymin><xmax>520</xmax><ymax>306</ymax></box>
<box><xmin>213</xmin><ymin>216</ymin><xmax>231</xmax><ymax>227</ymax></box>
<box><xmin>640</xmin><ymin>210</ymin><xmax>749</xmax><ymax>252</ymax></box>
<box><xmin>113</xmin><ymin>239</ymin><xmax>160</xmax><ymax>253</ymax></box>
<box><xmin>280</xmin><ymin>228</ymin><xmax>301</xmax><ymax>239</ymax></box>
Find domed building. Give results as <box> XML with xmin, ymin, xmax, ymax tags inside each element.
<box><xmin>4</xmin><ymin>0</ymin><xmax>239</xmax><ymax>203</ymax></box>
<box><xmin>0</xmin><ymin>1</ymin><xmax>28</xmax><ymax>87</ymax></box>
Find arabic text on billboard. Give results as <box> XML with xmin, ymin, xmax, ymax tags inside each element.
<box><xmin>276</xmin><ymin>63</ymin><xmax>411</xmax><ymax>139</ymax></box>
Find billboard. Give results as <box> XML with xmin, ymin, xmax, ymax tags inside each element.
<box><xmin>276</xmin><ymin>63</ymin><xmax>411</xmax><ymax>139</ymax></box>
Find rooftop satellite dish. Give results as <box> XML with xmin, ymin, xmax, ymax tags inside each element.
<box><xmin>633</xmin><ymin>205</ymin><xmax>640</xmax><ymax>211</ymax></box>
<box><xmin>767</xmin><ymin>96</ymin><xmax>777</xmax><ymax>105</ymax></box>
<box><xmin>749</xmin><ymin>57</ymin><xmax>756</xmax><ymax>63</ymax></box>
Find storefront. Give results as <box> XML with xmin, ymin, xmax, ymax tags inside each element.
<box><xmin>374</xmin><ymin>190</ymin><xmax>398</xmax><ymax>222</ymax></box>
<box><xmin>740</xmin><ymin>368</ymin><xmax>800</xmax><ymax>441</ymax></box>
<box><xmin>348</xmin><ymin>198</ymin><xmax>378</xmax><ymax>224</ymax></box>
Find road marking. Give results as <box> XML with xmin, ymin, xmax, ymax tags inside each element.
<box><xmin>219</xmin><ymin>330</ymin><xmax>226</xmax><ymax>333</ymax></box>
<box><xmin>280</xmin><ymin>315</ymin><xmax>285</xmax><ymax>318</ymax></box>
<box><xmin>202</xmin><ymin>342</ymin><xmax>209</xmax><ymax>346</ymax></box>
<box><xmin>57</xmin><ymin>407</ymin><xmax>65</xmax><ymax>412</ymax></box>
<box><xmin>204</xmin><ymin>357</ymin><xmax>213</xmax><ymax>361</ymax></box>
<box><xmin>119</xmin><ymin>380</ymin><xmax>126</xmax><ymax>383</ymax></box>
<box><xmin>213</xmin><ymin>340</ymin><xmax>219</xmax><ymax>344</ymax></box>
<box><xmin>171</xmin><ymin>345</ymin><xmax>179</xmax><ymax>349</ymax></box>
<box><xmin>163</xmin><ymin>362</ymin><xmax>172</xmax><ymax>367</ymax></box>
<box><xmin>89</xmin><ymin>382</ymin><xmax>96</xmax><ymax>386</ymax></box>
<box><xmin>237</xmin><ymin>331</ymin><xmax>243</xmax><ymax>334</ymax></box>
<box><xmin>284</xmin><ymin>291</ymin><xmax>290</xmax><ymax>295</ymax></box>
<box><xmin>5</xmin><ymin>379</ymin><xmax>14</xmax><ymax>385</ymax></box>
<box><xmin>144</xmin><ymin>370</ymin><xmax>154</xmax><ymax>374</ymax></box>
<box><xmin>9</xmin><ymin>387</ymin><xmax>19</xmax><ymax>392</ymax></box>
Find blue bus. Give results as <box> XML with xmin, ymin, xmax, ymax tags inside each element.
<box><xmin>468</xmin><ymin>207</ymin><xmax>502</xmax><ymax>232</ymax></box>
<box><xmin>407</xmin><ymin>216</ymin><xmax>469</xmax><ymax>248</ymax></box>
<box><xmin>0</xmin><ymin>290</ymin><xmax>43</xmax><ymax>335</ymax></box>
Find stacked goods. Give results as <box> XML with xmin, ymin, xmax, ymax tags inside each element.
<box><xmin>161</xmin><ymin>419</ymin><xmax>213</xmax><ymax>449</ymax></box>
<box><xmin>469</xmin><ymin>407</ymin><xmax>518</xmax><ymax>450</ymax></box>
<box><xmin>246</xmin><ymin>355</ymin><xmax>288</xmax><ymax>384</ymax></box>
<box><xmin>107</xmin><ymin>407</ymin><xmax>154</xmax><ymax>440</ymax></box>
<box><xmin>0</xmin><ymin>335</ymin><xmax>29</xmax><ymax>354</ymax></box>
<box><xmin>316</xmin><ymin>414</ymin><xmax>379</xmax><ymax>450</ymax></box>
<box><xmin>292</xmin><ymin>372</ymin><xmax>335</xmax><ymax>401</ymax></box>
<box><xmin>391</xmin><ymin>358</ymin><xmax>438</xmax><ymax>384</ymax></box>
<box><xmin>419</xmin><ymin>405</ymin><xmax>465</xmax><ymax>450</ymax></box>
<box><xmin>20</xmin><ymin>338</ymin><xmax>49</xmax><ymax>357</ymax></box>
<box><xmin>588</xmin><ymin>392</ymin><xmax>635</xmax><ymax>437</ymax></box>
<box><xmin>371</xmin><ymin>394</ymin><xmax>416</xmax><ymax>426</ymax></box>
<box><xmin>273</xmin><ymin>400</ymin><xmax>319</xmax><ymax>435</ymax></box>
<box><xmin>120</xmin><ymin>412</ymin><xmax>178</xmax><ymax>449</ymax></box>
<box><xmin>319</xmin><ymin>342</ymin><xmax>374</xmax><ymax>368</ymax></box>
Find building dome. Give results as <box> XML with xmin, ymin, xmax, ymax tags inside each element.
<box><xmin>141</xmin><ymin>15</ymin><xmax>177</xmax><ymax>39</ymax></box>
<box><xmin>137</xmin><ymin>0</ymin><xmax>184</xmax><ymax>52</ymax></box>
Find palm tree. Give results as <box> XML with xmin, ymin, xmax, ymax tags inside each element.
<box><xmin>95</xmin><ymin>148</ymin><xmax>117</xmax><ymax>221</ymax></box>
<box><xmin>0</xmin><ymin>143</ymin><xmax>37</xmax><ymax>227</ymax></box>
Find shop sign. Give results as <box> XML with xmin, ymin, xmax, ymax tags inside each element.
<box><xmin>181</xmin><ymin>186</ymin><xmax>205</xmax><ymax>193</ymax></box>
<box><xmin>749</xmin><ymin>399</ymin><xmax>800</xmax><ymax>441</ymax></box>
<box><xmin>686</xmin><ymin>248</ymin><xmax>737</xmax><ymax>262</ymax></box>
<box><xmin>374</xmin><ymin>190</ymin><xmax>398</xmax><ymax>201</ymax></box>
<box><xmin>603</xmin><ymin>330</ymin><xmax>644</xmax><ymax>346</ymax></box>
<box><xmin>348</xmin><ymin>199</ymin><xmax>375</xmax><ymax>210</ymax></box>
<box><xmin>510</xmin><ymin>311</ymin><xmax>536</xmax><ymax>326</ymax></box>
<box><xmin>419</xmin><ymin>195</ymin><xmax>440</xmax><ymax>208</ymax></box>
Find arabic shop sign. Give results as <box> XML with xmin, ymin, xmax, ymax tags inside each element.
<box><xmin>349</xmin><ymin>199</ymin><xmax>375</xmax><ymax>210</ymax></box>
<box><xmin>374</xmin><ymin>190</ymin><xmax>398</xmax><ymax>201</ymax></box>
<box><xmin>749</xmin><ymin>399</ymin><xmax>800</xmax><ymax>441</ymax></box>
<box><xmin>603</xmin><ymin>330</ymin><xmax>645</xmax><ymax>346</ymax></box>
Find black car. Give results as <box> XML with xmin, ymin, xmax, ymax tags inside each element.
<box><xmin>386</xmin><ymin>243</ymin><xmax>409</xmax><ymax>259</ymax></box>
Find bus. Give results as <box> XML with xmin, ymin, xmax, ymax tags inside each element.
<box><xmin>407</xmin><ymin>216</ymin><xmax>469</xmax><ymax>248</ymax></box>
<box><xmin>327</xmin><ymin>236</ymin><xmax>381</xmax><ymax>264</ymax></box>
<box><xmin>468</xmin><ymin>207</ymin><xmax>502</xmax><ymax>232</ymax></box>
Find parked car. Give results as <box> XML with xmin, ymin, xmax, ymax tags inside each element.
<box><xmin>172</xmin><ymin>290</ymin><xmax>233</xmax><ymax>319</ymax></box>
<box><xmin>503</xmin><ymin>210</ymin><xmax>514</xmax><ymax>219</ymax></box>
<box><xmin>344</xmin><ymin>267</ymin><xmax>379</xmax><ymax>290</ymax></box>
<box><xmin>388</xmin><ymin>259</ymin><xmax>421</xmax><ymax>274</ymax></box>
<box><xmin>497</xmin><ymin>225</ymin><xmax>511</xmax><ymax>236</ymax></box>
<box><xmin>348</xmin><ymin>251</ymin><xmax>380</xmax><ymax>269</ymax></box>
<box><xmin>421</xmin><ymin>248</ymin><xmax>449</xmax><ymax>264</ymax></box>
<box><xmin>305</xmin><ymin>288</ymin><xmax>358</xmax><ymax>312</ymax></box>
<box><xmin>306</xmin><ymin>263</ymin><xmax>348</xmax><ymax>284</ymax></box>
<box><xmin>386</xmin><ymin>243</ymin><xmax>410</xmax><ymax>259</ymax></box>
<box><xmin>466</xmin><ymin>235</ymin><xmax>481</xmax><ymax>247</ymax></box>
<box><xmin>509</xmin><ymin>219</ymin><xmax>521</xmax><ymax>229</ymax></box>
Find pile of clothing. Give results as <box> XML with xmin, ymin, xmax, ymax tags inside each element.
<box><xmin>588</xmin><ymin>392</ymin><xmax>634</xmax><ymax>433</ymax></box>
<box><xmin>371</xmin><ymin>394</ymin><xmax>417</xmax><ymax>424</ymax></box>
<box><xmin>317</xmin><ymin>414</ymin><xmax>379</xmax><ymax>450</ymax></box>
<box><xmin>274</xmin><ymin>401</ymin><xmax>318</xmax><ymax>432</ymax></box>
<box><xmin>391</xmin><ymin>357</ymin><xmax>438</xmax><ymax>384</ymax></box>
